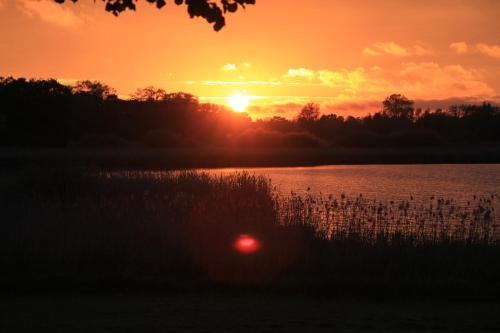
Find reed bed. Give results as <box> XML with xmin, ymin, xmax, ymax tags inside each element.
<box><xmin>278</xmin><ymin>191</ymin><xmax>500</xmax><ymax>244</ymax></box>
<box><xmin>1</xmin><ymin>168</ymin><xmax>499</xmax><ymax>297</ymax></box>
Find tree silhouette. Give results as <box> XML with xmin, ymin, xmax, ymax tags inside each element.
<box><xmin>2</xmin><ymin>76</ymin><xmax>499</xmax><ymax>148</ymax></box>
<box><xmin>72</xmin><ymin>80</ymin><xmax>117</xmax><ymax>100</ymax></box>
<box><xmin>131</xmin><ymin>86</ymin><xmax>169</xmax><ymax>101</ymax></box>
<box><xmin>382</xmin><ymin>94</ymin><xmax>415</xmax><ymax>120</ymax></box>
<box><xmin>297</xmin><ymin>103</ymin><xmax>320</xmax><ymax>122</ymax></box>
<box><xmin>54</xmin><ymin>0</ymin><xmax>256</xmax><ymax>31</ymax></box>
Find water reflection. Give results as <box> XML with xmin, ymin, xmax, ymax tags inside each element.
<box><xmin>201</xmin><ymin>164</ymin><xmax>500</xmax><ymax>203</ymax></box>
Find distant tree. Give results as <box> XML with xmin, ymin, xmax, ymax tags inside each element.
<box><xmin>450</xmin><ymin>102</ymin><xmax>498</xmax><ymax>119</ymax></box>
<box><xmin>163</xmin><ymin>92</ymin><xmax>199</xmax><ymax>111</ymax></box>
<box><xmin>54</xmin><ymin>0</ymin><xmax>256</xmax><ymax>31</ymax></box>
<box><xmin>72</xmin><ymin>80</ymin><xmax>117</xmax><ymax>100</ymax></box>
<box><xmin>0</xmin><ymin>76</ymin><xmax>72</xmax><ymax>98</ymax></box>
<box><xmin>261</xmin><ymin>116</ymin><xmax>295</xmax><ymax>133</ymax></box>
<box><xmin>0</xmin><ymin>77</ymin><xmax>73</xmax><ymax>146</ymax></box>
<box><xmin>3</xmin><ymin>76</ymin><xmax>500</xmax><ymax>147</ymax></box>
<box><xmin>164</xmin><ymin>91</ymin><xmax>198</xmax><ymax>102</ymax></box>
<box><xmin>131</xmin><ymin>86</ymin><xmax>169</xmax><ymax>101</ymax></box>
<box><xmin>414</xmin><ymin>107</ymin><xmax>423</xmax><ymax>120</ymax></box>
<box><xmin>297</xmin><ymin>103</ymin><xmax>320</xmax><ymax>123</ymax></box>
<box><xmin>382</xmin><ymin>94</ymin><xmax>415</xmax><ymax>120</ymax></box>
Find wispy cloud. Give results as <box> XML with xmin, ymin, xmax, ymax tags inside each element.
<box><xmin>476</xmin><ymin>43</ymin><xmax>500</xmax><ymax>59</ymax></box>
<box><xmin>193</xmin><ymin>80</ymin><xmax>281</xmax><ymax>86</ymax></box>
<box><xmin>363</xmin><ymin>42</ymin><xmax>408</xmax><ymax>56</ymax></box>
<box><xmin>221</xmin><ymin>63</ymin><xmax>237</xmax><ymax>72</ymax></box>
<box><xmin>18</xmin><ymin>0</ymin><xmax>83</xmax><ymax>28</ymax></box>
<box><xmin>282</xmin><ymin>62</ymin><xmax>494</xmax><ymax>100</ymax></box>
<box><xmin>450</xmin><ymin>42</ymin><xmax>468</xmax><ymax>54</ymax></box>
<box><xmin>57</xmin><ymin>78</ymin><xmax>80</xmax><ymax>85</ymax></box>
<box><xmin>449</xmin><ymin>42</ymin><xmax>500</xmax><ymax>59</ymax></box>
<box><xmin>284</xmin><ymin>68</ymin><xmax>315</xmax><ymax>80</ymax></box>
<box><xmin>397</xmin><ymin>62</ymin><xmax>493</xmax><ymax>99</ymax></box>
<box><xmin>193</xmin><ymin>61</ymin><xmax>495</xmax><ymax>107</ymax></box>
<box><xmin>220</xmin><ymin>62</ymin><xmax>252</xmax><ymax>72</ymax></box>
<box><xmin>363</xmin><ymin>41</ymin><xmax>432</xmax><ymax>57</ymax></box>
<box><xmin>246</xmin><ymin>96</ymin><xmax>500</xmax><ymax>120</ymax></box>
<box><xmin>413</xmin><ymin>41</ymin><xmax>433</xmax><ymax>56</ymax></box>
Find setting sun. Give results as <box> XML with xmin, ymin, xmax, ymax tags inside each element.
<box><xmin>227</xmin><ymin>94</ymin><xmax>249</xmax><ymax>113</ymax></box>
<box><xmin>2</xmin><ymin>1</ymin><xmax>500</xmax><ymax>328</ymax></box>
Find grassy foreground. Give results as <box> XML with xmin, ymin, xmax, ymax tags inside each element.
<box><xmin>1</xmin><ymin>168</ymin><xmax>499</xmax><ymax>300</ymax></box>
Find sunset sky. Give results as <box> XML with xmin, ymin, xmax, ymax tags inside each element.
<box><xmin>1</xmin><ymin>0</ymin><xmax>499</xmax><ymax>118</ymax></box>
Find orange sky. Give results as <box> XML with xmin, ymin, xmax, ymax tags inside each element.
<box><xmin>1</xmin><ymin>0</ymin><xmax>499</xmax><ymax>118</ymax></box>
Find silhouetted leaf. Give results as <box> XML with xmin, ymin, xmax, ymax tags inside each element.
<box><xmin>54</xmin><ymin>0</ymin><xmax>256</xmax><ymax>31</ymax></box>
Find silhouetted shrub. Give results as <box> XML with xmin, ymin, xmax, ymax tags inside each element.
<box><xmin>333</xmin><ymin>130</ymin><xmax>384</xmax><ymax>147</ymax></box>
<box><xmin>2</xmin><ymin>76</ymin><xmax>499</xmax><ymax>149</ymax></box>
<box><xmin>387</xmin><ymin>129</ymin><xmax>444</xmax><ymax>147</ymax></box>
<box><xmin>282</xmin><ymin>132</ymin><xmax>322</xmax><ymax>147</ymax></box>
<box><xmin>232</xmin><ymin>128</ymin><xmax>285</xmax><ymax>147</ymax></box>
<box><xmin>143</xmin><ymin>129</ymin><xmax>197</xmax><ymax>148</ymax></box>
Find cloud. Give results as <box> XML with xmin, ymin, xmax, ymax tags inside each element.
<box><xmin>450</xmin><ymin>42</ymin><xmax>468</xmax><ymax>54</ymax></box>
<box><xmin>476</xmin><ymin>43</ymin><xmax>500</xmax><ymax>59</ymax></box>
<box><xmin>221</xmin><ymin>63</ymin><xmax>237</xmax><ymax>72</ymax></box>
<box><xmin>57</xmin><ymin>78</ymin><xmax>80</xmax><ymax>85</ymax></box>
<box><xmin>190</xmin><ymin>61</ymin><xmax>495</xmax><ymax>118</ymax></box>
<box><xmin>364</xmin><ymin>42</ymin><xmax>409</xmax><ymax>57</ymax></box>
<box><xmin>247</xmin><ymin>96</ymin><xmax>500</xmax><ymax>120</ymax></box>
<box><xmin>363</xmin><ymin>42</ymin><xmax>432</xmax><ymax>57</ymax></box>
<box><xmin>284</xmin><ymin>67</ymin><xmax>368</xmax><ymax>92</ymax></box>
<box><xmin>18</xmin><ymin>0</ymin><xmax>83</xmax><ymax>28</ymax></box>
<box><xmin>197</xmin><ymin>80</ymin><xmax>281</xmax><ymax>86</ymax></box>
<box><xmin>247</xmin><ymin>100</ymin><xmax>378</xmax><ymax>119</ymax></box>
<box><xmin>362</xmin><ymin>48</ymin><xmax>381</xmax><ymax>56</ymax></box>
<box><xmin>282</xmin><ymin>66</ymin><xmax>386</xmax><ymax>98</ymax></box>
<box><xmin>363</xmin><ymin>42</ymin><xmax>409</xmax><ymax>57</ymax></box>
<box><xmin>317</xmin><ymin>68</ymin><xmax>367</xmax><ymax>93</ymax></box>
<box><xmin>450</xmin><ymin>42</ymin><xmax>500</xmax><ymax>58</ymax></box>
<box><xmin>282</xmin><ymin>62</ymin><xmax>494</xmax><ymax>100</ymax></box>
<box><xmin>284</xmin><ymin>68</ymin><xmax>316</xmax><ymax>80</ymax></box>
<box><xmin>220</xmin><ymin>62</ymin><xmax>252</xmax><ymax>72</ymax></box>
<box><xmin>414</xmin><ymin>97</ymin><xmax>500</xmax><ymax>111</ymax></box>
<box><xmin>413</xmin><ymin>41</ymin><xmax>433</xmax><ymax>56</ymax></box>
<box><xmin>397</xmin><ymin>62</ymin><xmax>494</xmax><ymax>99</ymax></box>
<box><xmin>247</xmin><ymin>103</ymin><xmax>304</xmax><ymax>119</ymax></box>
<box><xmin>200</xmin><ymin>62</ymin><xmax>495</xmax><ymax>107</ymax></box>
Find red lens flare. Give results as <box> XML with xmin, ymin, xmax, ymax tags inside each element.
<box><xmin>234</xmin><ymin>234</ymin><xmax>261</xmax><ymax>254</ymax></box>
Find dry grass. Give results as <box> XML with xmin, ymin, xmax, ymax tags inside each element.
<box><xmin>1</xmin><ymin>168</ymin><xmax>499</xmax><ymax>298</ymax></box>
<box><xmin>278</xmin><ymin>191</ymin><xmax>500</xmax><ymax>244</ymax></box>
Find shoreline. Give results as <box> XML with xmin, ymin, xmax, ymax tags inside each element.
<box><xmin>1</xmin><ymin>145</ymin><xmax>500</xmax><ymax>169</ymax></box>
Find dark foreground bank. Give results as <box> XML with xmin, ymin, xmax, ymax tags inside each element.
<box><xmin>1</xmin><ymin>295</ymin><xmax>499</xmax><ymax>333</ymax></box>
<box><xmin>1</xmin><ymin>168</ymin><xmax>499</xmax><ymax>301</ymax></box>
<box><xmin>1</xmin><ymin>145</ymin><xmax>500</xmax><ymax>169</ymax></box>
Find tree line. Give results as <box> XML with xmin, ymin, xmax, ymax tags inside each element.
<box><xmin>1</xmin><ymin>77</ymin><xmax>499</xmax><ymax>148</ymax></box>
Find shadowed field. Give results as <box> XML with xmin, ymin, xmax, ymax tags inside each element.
<box><xmin>1</xmin><ymin>295</ymin><xmax>500</xmax><ymax>332</ymax></box>
<box><xmin>1</xmin><ymin>145</ymin><xmax>500</xmax><ymax>169</ymax></box>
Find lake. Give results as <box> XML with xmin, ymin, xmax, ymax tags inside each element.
<box><xmin>201</xmin><ymin>164</ymin><xmax>500</xmax><ymax>203</ymax></box>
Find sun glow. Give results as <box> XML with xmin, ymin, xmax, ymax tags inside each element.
<box><xmin>227</xmin><ymin>93</ymin><xmax>249</xmax><ymax>112</ymax></box>
<box><xmin>234</xmin><ymin>234</ymin><xmax>261</xmax><ymax>254</ymax></box>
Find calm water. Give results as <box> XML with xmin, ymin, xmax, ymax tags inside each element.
<box><xmin>201</xmin><ymin>164</ymin><xmax>500</xmax><ymax>203</ymax></box>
